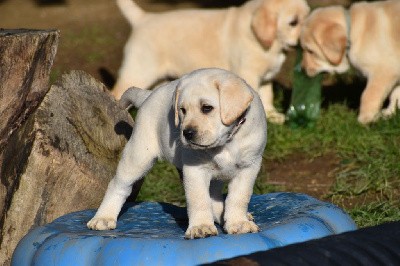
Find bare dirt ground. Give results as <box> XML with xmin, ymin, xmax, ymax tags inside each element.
<box><xmin>1</xmin><ymin>0</ymin><xmax>339</xmax><ymax>201</ymax></box>
<box><xmin>265</xmin><ymin>153</ymin><xmax>338</xmax><ymax>199</ymax></box>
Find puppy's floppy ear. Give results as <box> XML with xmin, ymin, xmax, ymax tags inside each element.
<box><xmin>215</xmin><ymin>76</ymin><xmax>254</xmax><ymax>126</ymax></box>
<box><xmin>314</xmin><ymin>23</ymin><xmax>347</xmax><ymax>65</ymax></box>
<box><xmin>251</xmin><ymin>2</ymin><xmax>277</xmax><ymax>49</ymax></box>
<box><xmin>173</xmin><ymin>85</ymin><xmax>181</xmax><ymax>127</ymax></box>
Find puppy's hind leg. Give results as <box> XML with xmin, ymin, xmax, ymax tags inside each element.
<box><xmin>112</xmin><ymin>46</ymin><xmax>162</xmax><ymax>99</ymax></box>
<box><xmin>210</xmin><ymin>181</ymin><xmax>255</xmax><ymax>225</ymax></box>
<box><xmin>210</xmin><ymin>180</ymin><xmax>225</xmax><ymax>225</ymax></box>
<box><xmin>358</xmin><ymin>73</ymin><xmax>398</xmax><ymax>124</ymax></box>
<box><xmin>382</xmin><ymin>86</ymin><xmax>400</xmax><ymax>118</ymax></box>
<box><xmin>258</xmin><ymin>83</ymin><xmax>286</xmax><ymax>125</ymax></box>
<box><xmin>87</xmin><ymin>130</ymin><xmax>158</xmax><ymax>230</ymax></box>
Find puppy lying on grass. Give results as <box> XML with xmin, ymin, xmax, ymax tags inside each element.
<box><xmin>112</xmin><ymin>0</ymin><xmax>310</xmax><ymax>124</ymax></box>
<box><xmin>88</xmin><ymin>68</ymin><xmax>267</xmax><ymax>239</ymax></box>
<box><xmin>300</xmin><ymin>0</ymin><xmax>400</xmax><ymax>124</ymax></box>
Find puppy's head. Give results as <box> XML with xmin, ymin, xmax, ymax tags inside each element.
<box><xmin>251</xmin><ymin>0</ymin><xmax>310</xmax><ymax>50</ymax></box>
<box><xmin>300</xmin><ymin>6</ymin><xmax>350</xmax><ymax>76</ymax></box>
<box><xmin>174</xmin><ymin>69</ymin><xmax>254</xmax><ymax>150</ymax></box>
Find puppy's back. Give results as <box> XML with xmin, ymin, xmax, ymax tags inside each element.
<box><xmin>351</xmin><ymin>0</ymin><xmax>400</xmax><ymax>61</ymax></box>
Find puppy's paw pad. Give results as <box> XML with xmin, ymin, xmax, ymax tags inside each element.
<box><xmin>185</xmin><ymin>224</ymin><xmax>218</xmax><ymax>239</ymax></box>
<box><xmin>87</xmin><ymin>217</ymin><xmax>116</xmax><ymax>230</ymax></box>
<box><xmin>225</xmin><ymin>220</ymin><xmax>259</xmax><ymax>235</ymax></box>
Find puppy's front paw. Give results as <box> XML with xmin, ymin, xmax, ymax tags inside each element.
<box><xmin>358</xmin><ymin>112</ymin><xmax>380</xmax><ymax>125</ymax></box>
<box><xmin>87</xmin><ymin>217</ymin><xmax>117</xmax><ymax>230</ymax></box>
<box><xmin>185</xmin><ymin>224</ymin><xmax>218</xmax><ymax>239</ymax></box>
<box><xmin>266</xmin><ymin>110</ymin><xmax>286</xmax><ymax>125</ymax></box>
<box><xmin>382</xmin><ymin>107</ymin><xmax>396</xmax><ymax>118</ymax></box>
<box><xmin>224</xmin><ymin>220</ymin><xmax>259</xmax><ymax>235</ymax></box>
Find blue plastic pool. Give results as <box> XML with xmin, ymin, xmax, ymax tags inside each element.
<box><xmin>12</xmin><ymin>192</ymin><xmax>357</xmax><ymax>265</ymax></box>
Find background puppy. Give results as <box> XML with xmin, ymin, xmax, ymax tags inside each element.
<box><xmin>382</xmin><ymin>86</ymin><xmax>400</xmax><ymax>118</ymax></box>
<box><xmin>88</xmin><ymin>68</ymin><xmax>267</xmax><ymax>239</ymax></box>
<box><xmin>113</xmin><ymin>0</ymin><xmax>310</xmax><ymax>124</ymax></box>
<box><xmin>300</xmin><ymin>0</ymin><xmax>400</xmax><ymax>124</ymax></box>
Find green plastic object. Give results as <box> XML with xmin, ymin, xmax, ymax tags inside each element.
<box><xmin>286</xmin><ymin>48</ymin><xmax>323</xmax><ymax>128</ymax></box>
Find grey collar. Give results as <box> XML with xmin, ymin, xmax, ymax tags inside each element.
<box><xmin>344</xmin><ymin>9</ymin><xmax>351</xmax><ymax>51</ymax></box>
<box><xmin>227</xmin><ymin>111</ymin><xmax>247</xmax><ymax>141</ymax></box>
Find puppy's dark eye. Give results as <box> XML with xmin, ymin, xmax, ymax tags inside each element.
<box><xmin>201</xmin><ymin>105</ymin><xmax>214</xmax><ymax>114</ymax></box>
<box><xmin>180</xmin><ymin>107</ymin><xmax>186</xmax><ymax>115</ymax></box>
<box><xmin>289</xmin><ymin>17</ymin><xmax>299</xmax><ymax>27</ymax></box>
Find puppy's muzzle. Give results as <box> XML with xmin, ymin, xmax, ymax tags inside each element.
<box><xmin>183</xmin><ymin>128</ymin><xmax>196</xmax><ymax>141</ymax></box>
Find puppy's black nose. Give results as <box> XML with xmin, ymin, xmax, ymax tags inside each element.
<box><xmin>183</xmin><ymin>128</ymin><xmax>196</xmax><ymax>141</ymax></box>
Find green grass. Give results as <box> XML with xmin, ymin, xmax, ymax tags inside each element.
<box><xmin>136</xmin><ymin>102</ymin><xmax>400</xmax><ymax>228</ymax></box>
<box><xmin>137</xmin><ymin>161</ymin><xmax>185</xmax><ymax>206</ymax></box>
<box><xmin>50</xmin><ymin>25</ymin><xmax>116</xmax><ymax>83</ymax></box>
<box><xmin>62</xmin><ymin>26</ymin><xmax>113</xmax><ymax>61</ymax></box>
<box><xmin>349</xmin><ymin>201</ymin><xmax>400</xmax><ymax>228</ymax></box>
<box><xmin>269</xmin><ymin>104</ymin><xmax>400</xmax><ymax>227</ymax></box>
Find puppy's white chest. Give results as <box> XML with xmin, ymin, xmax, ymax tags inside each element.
<box><xmin>211</xmin><ymin>147</ymin><xmax>246</xmax><ymax>179</ymax></box>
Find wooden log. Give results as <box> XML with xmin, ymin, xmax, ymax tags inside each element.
<box><xmin>0</xmin><ymin>29</ymin><xmax>59</xmax><ymax>152</ymax></box>
<box><xmin>0</xmin><ymin>29</ymin><xmax>59</xmax><ymax>265</ymax></box>
<box><xmin>0</xmin><ymin>70</ymin><xmax>136</xmax><ymax>265</ymax></box>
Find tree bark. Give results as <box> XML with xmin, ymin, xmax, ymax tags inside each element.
<box><xmin>0</xmin><ymin>29</ymin><xmax>59</xmax><ymax>152</ymax></box>
<box><xmin>0</xmin><ymin>70</ymin><xmax>137</xmax><ymax>265</ymax></box>
<box><xmin>0</xmin><ymin>29</ymin><xmax>59</xmax><ymax>265</ymax></box>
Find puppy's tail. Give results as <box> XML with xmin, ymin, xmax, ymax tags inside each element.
<box><xmin>119</xmin><ymin>87</ymin><xmax>152</xmax><ymax>109</ymax></box>
<box><xmin>116</xmin><ymin>0</ymin><xmax>145</xmax><ymax>26</ymax></box>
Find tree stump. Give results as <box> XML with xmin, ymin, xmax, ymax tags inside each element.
<box><xmin>0</xmin><ymin>29</ymin><xmax>59</xmax><ymax>154</ymax></box>
<box><xmin>0</xmin><ymin>70</ymin><xmax>137</xmax><ymax>265</ymax></box>
<box><xmin>0</xmin><ymin>29</ymin><xmax>59</xmax><ymax>265</ymax></box>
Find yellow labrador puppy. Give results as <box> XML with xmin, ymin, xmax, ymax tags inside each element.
<box><xmin>88</xmin><ymin>68</ymin><xmax>267</xmax><ymax>239</ymax></box>
<box><xmin>300</xmin><ymin>0</ymin><xmax>400</xmax><ymax>124</ymax></box>
<box><xmin>113</xmin><ymin>0</ymin><xmax>310</xmax><ymax>124</ymax></box>
<box><xmin>382</xmin><ymin>86</ymin><xmax>400</xmax><ymax>118</ymax></box>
